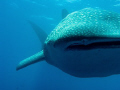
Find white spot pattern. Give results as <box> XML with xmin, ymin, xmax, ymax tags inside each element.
<box><xmin>45</xmin><ymin>8</ymin><xmax>120</xmax><ymax>45</ymax></box>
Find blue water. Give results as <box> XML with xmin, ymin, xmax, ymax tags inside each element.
<box><xmin>1</xmin><ymin>0</ymin><xmax>120</xmax><ymax>90</ymax></box>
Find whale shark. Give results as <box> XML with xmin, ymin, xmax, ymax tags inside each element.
<box><xmin>16</xmin><ymin>8</ymin><xmax>120</xmax><ymax>78</ymax></box>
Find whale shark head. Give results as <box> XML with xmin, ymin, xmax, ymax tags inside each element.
<box><xmin>45</xmin><ymin>8</ymin><xmax>120</xmax><ymax>50</ymax></box>
<box><xmin>17</xmin><ymin>8</ymin><xmax>120</xmax><ymax>78</ymax></box>
<box><xmin>44</xmin><ymin>8</ymin><xmax>120</xmax><ymax>77</ymax></box>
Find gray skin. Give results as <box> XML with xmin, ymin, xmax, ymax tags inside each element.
<box><xmin>16</xmin><ymin>8</ymin><xmax>120</xmax><ymax>78</ymax></box>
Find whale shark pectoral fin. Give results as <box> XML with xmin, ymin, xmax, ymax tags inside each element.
<box><xmin>28</xmin><ymin>20</ymin><xmax>47</xmax><ymax>46</ymax></box>
<box><xmin>16</xmin><ymin>50</ymin><xmax>45</xmax><ymax>71</ymax></box>
<box><xmin>62</xmin><ymin>9</ymin><xmax>69</xmax><ymax>19</ymax></box>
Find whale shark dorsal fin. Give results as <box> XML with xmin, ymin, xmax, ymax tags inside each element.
<box><xmin>16</xmin><ymin>50</ymin><xmax>45</xmax><ymax>70</ymax></box>
<box><xmin>62</xmin><ymin>9</ymin><xmax>69</xmax><ymax>19</ymax></box>
<box><xmin>28</xmin><ymin>20</ymin><xmax>47</xmax><ymax>46</ymax></box>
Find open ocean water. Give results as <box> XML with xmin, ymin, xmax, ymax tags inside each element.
<box><xmin>1</xmin><ymin>0</ymin><xmax>120</xmax><ymax>90</ymax></box>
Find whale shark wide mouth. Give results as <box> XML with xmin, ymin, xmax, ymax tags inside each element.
<box><xmin>66</xmin><ymin>39</ymin><xmax>120</xmax><ymax>50</ymax></box>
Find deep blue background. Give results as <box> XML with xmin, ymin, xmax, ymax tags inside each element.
<box><xmin>1</xmin><ymin>0</ymin><xmax>120</xmax><ymax>90</ymax></box>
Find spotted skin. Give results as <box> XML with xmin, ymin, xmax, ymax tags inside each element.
<box><xmin>46</xmin><ymin>8</ymin><xmax>120</xmax><ymax>44</ymax></box>
<box><xmin>17</xmin><ymin>8</ymin><xmax>120</xmax><ymax>78</ymax></box>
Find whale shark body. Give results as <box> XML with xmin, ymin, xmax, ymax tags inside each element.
<box><xmin>16</xmin><ymin>8</ymin><xmax>120</xmax><ymax>78</ymax></box>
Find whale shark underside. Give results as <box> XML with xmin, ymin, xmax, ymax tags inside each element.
<box><xmin>16</xmin><ymin>8</ymin><xmax>120</xmax><ymax>78</ymax></box>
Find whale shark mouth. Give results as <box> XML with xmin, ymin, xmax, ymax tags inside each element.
<box><xmin>66</xmin><ymin>39</ymin><xmax>120</xmax><ymax>50</ymax></box>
